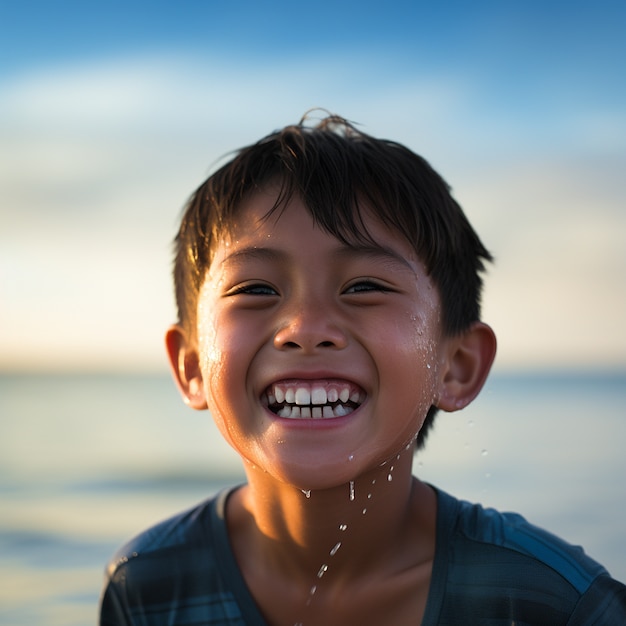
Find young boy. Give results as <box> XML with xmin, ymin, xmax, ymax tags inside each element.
<box><xmin>100</xmin><ymin>114</ymin><xmax>626</xmax><ymax>625</ymax></box>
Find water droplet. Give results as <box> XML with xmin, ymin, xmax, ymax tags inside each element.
<box><xmin>310</xmin><ymin>585</ymin><xmax>317</xmax><ymax>595</ymax></box>
<box><xmin>330</xmin><ymin>542</ymin><xmax>342</xmax><ymax>556</ymax></box>
<box><xmin>362</xmin><ymin>508</ymin><xmax>367</xmax><ymax>515</ymax></box>
<box><xmin>317</xmin><ymin>564</ymin><xmax>328</xmax><ymax>578</ymax></box>
<box><xmin>301</xmin><ymin>489</ymin><xmax>311</xmax><ymax>498</ymax></box>
<box><xmin>348</xmin><ymin>454</ymin><xmax>354</xmax><ymax>461</ymax></box>
<box><xmin>426</xmin><ymin>363</ymin><xmax>431</xmax><ymax>369</ymax></box>
<box><xmin>387</xmin><ymin>473</ymin><xmax>393</xmax><ymax>482</ymax></box>
<box><xmin>481</xmin><ymin>449</ymin><xmax>488</xmax><ymax>456</ymax></box>
<box><xmin>349</xmin><ymin>480</ymin><xmax>355</xmax><ymax>501</ymax></box>
<box><xmin>339</xmin><ymin>523</ymin><xmax>348</xmax><ymax>531</ymax></box>
<box><xmin>367</xmin><ymin>493</ymin><xmax>372</xmax><ymax>499</ymax></box>
<box><xmin>371</xmin><ymin>478</ymin><xmax>376</xmax><ymax>485</ymax></box>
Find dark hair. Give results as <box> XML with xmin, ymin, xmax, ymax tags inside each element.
<box><xmin>173</xmin><ymin>113</ymin><xmax>492</xmax><ymax>448</ymax></box>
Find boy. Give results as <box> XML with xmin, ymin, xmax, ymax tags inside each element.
<box><xmin>100</xmin><ymin>114</ymin><xmax>626</xmax><ymax>625</ymax></box>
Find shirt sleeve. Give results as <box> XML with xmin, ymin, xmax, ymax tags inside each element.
<box><xmin>99</xmin><ymin>574</ymin><xmax>132</xmax><ymax>626</ymax></box>
<box><xmin>567</xmin><ymin>574</ymin><xmax>626</xmax><ymax>625</ymax></box>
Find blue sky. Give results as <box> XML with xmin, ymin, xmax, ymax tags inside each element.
<box><xmin>1</xmin><ymin>1</ymin><xmax>625</xmax><ymax>370</ymax></box>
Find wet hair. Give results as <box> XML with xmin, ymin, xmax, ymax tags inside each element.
<box><xmin>172</xmin><ymin>112</ymin><xmax>492</xmax><ymax>449</ymax></box>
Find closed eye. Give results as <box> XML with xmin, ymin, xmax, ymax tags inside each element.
<box><xmin>343</xmin><ymin>280</ymin><xmax>392</xmax><ymax>294</ymax></box>
<box><xmin>228</xmin><ymin>283</ymin><xmax>278</xmax><ymax>296</ymax></box>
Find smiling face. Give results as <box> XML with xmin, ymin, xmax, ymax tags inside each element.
<box><xmin>184</xmin><ymin>187</ymin><xmax>451</xmax><ymax>490</ymax></box>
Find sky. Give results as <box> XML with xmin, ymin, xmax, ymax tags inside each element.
<box><xmin>1</xmin><ymin>1</ymin><xmax>625</xmax><ymax>372</ymax></box>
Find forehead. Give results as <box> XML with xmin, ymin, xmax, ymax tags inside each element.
<box><xmin>217</xmin><ymin>186</ymin><xmax>422</xmax><ymax>269</ymax></box>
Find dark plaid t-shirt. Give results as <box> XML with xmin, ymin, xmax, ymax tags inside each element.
<box><xmin>100</xmin><ymin>487</ymin><xmax>626</xmax><ymax>625</ymax></box>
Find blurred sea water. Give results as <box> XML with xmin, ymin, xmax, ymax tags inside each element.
<box><xmin>1</xmin><ymin>370</ymin><xmax>625</xmax><ymax>625</ymax></box>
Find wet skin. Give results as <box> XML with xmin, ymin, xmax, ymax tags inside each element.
<box><xmin>166</xmin><ymin>187</ymin><xmax>496</xmax><ymax>624</ymax></box>
<box><xmin>195</xmin><ymin>188</ymin><xmax>448</xmax><ymax>492</ymax></box>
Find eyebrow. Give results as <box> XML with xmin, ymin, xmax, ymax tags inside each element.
<box><xmin>219</xmin><ymin>242</ymin><xmax>416</xmax><ymax>273</ymax></box>
<box><xmin>220</xmin><ymin>247</ymin><xmax>288</xmax><ymax>267</ymax></box>
<box><xmin>331</xmin><ymin>243</ymin><xmax>416</xmax><ymax>272</ymax></box>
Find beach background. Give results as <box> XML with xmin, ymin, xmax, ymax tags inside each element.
<box><xmin>1</xmin><ymin>371</ymin><xmax>625</xmax><ymax>625</ymax></box>
<box><xmin>1</xmin><ymin>2</ymin><xmax>625</xmax><ymax>625</ymax></box>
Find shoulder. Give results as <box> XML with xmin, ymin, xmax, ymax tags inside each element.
<box><xmin>441</xmin><ymin>489</ymin><xmax>606</xmax><ymax>592</ymax></box>
<box><xmin>100</xmin><ymin>488</ymin><xmax>254</xmax><ymax>626</ymax></box>
<box><xmin>106</xmin><ymin>490</ymin><xmax>224</xmax><ymax>580</ymax></box>
<box><xmin>100</xmin><ymin>490</ymin><xmax>262</xmax><ymax>626</ymax></box>
<box><xmin>428</xmin><ymin>488</ymin><xmax>626</xmax><ymax>625</ymax></box>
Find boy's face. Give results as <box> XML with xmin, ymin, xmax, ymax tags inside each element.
<box><xmin>192</xmin><ymin>187</ymin><xmax>451</xmax><ymax>490</ymax></box>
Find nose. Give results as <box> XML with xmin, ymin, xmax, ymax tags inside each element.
<box><xmin>273</xmin><ymin>303</ymin><xmax>348</xmax><ymax>352</ymax></box>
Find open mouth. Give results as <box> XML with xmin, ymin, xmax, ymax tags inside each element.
<box><xmin>262</xmin><ymin>381</ymin><xmax>365</xmax><ymax>419</ymax></box>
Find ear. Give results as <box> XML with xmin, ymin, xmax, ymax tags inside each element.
<box><xmin>165</xmin><ymin>324</ymin><xmax>208</xmax><ymax>410</ymax></box>
<box><xmin>436</xmin><ymin>321</ymin><xmax>497</xmax><ymax>412</ymax></box>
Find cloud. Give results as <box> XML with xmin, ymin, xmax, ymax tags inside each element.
<box><xmin>1</xmin><ymin>53</ymin><xmax>624</xmax><ymax>370</ymax></box>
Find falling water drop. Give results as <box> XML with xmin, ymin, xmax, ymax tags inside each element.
<box><xmin>387</xmin><ymin>473</ymin><xmax>393</xmax><ymax>482</ymax></box>
<box><xmin>339</xmin><ymin>524</ymin><xmax>348</xmax><ymax>531</ymax></box>
<box><xmin>349</xmin><ymin>481</ymin><xmax>355</xmax><ymax>501</ymax></box>
<box><xmin>301</xmin><ymin>489</ymin><xmax>311</xmax><ymax>498</ymax></box>
<box><xmin>362</xmin><ymin>508</ymin><xmax>367</xmax><ymax>515</ymax></box>
<box><xmin>317</xmin><ymin>564</ymin><xmax>328</xmax><ymax>578</ymax></box>
<box><xmin>330</xmin><ymin>542</ymin><xmax>342</xmax><ymax>556</ymax></box>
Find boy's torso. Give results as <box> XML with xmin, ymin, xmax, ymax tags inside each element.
<box><xmin>100</xmin><ymin>486</ymin><xmax>626</xmax><ymax>626</ymax></box>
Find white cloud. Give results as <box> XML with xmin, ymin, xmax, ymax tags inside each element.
<box><xmin>1</xmin><ymin>53</ymin><xmax>624</xmax><ymax>370</ymax></box>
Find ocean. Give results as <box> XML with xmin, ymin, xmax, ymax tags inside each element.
<box><xmin>1</xmin><ymin>370</ymin><xmax>625</xmax><ymax>625</ymax></box>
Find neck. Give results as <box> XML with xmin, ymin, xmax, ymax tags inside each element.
<box><xmin>231</xmin><ymin>448</ymin><xmax>434</xmax><ymax>582</ymax></box>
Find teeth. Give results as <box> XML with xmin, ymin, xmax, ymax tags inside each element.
<box><xmin>267</xmin><ymin>382</ymin><xmax>363</xmax><ymax>419</ymax></box>
<box><xmin>276</xmin><ymin>404</ymin><xmax>355</xmax><ymax>419</ymax></box>
<box><xmin>323</xmin><ymin>405</ymin><xmax>334</xmax><ymax>418</ymax></box>
<box><xmin>311</xmin><ymin>386</ymin><xmax>327</xmax><ymax>405</ymax></box>
<box><xmin>295</xmin><ymin>387</ymin><xmax>311</xmax><ymax>405</ymax></box>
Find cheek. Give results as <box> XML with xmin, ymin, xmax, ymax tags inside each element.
<box><xmin>382</xmin><ymin>310</ymin><xmax>442</xmax><ymax>411</ymax></box>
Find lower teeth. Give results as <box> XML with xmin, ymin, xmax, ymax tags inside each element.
<box><xmin>277</xmin><ymin>404</ymin><xmax>353</xmax><ymax>419</ymax></box>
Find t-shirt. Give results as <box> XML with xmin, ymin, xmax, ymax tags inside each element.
<box><xmin>100</xmin><ymin>486</ymin><xmax>626</xmax><ymax>625</ymax></box>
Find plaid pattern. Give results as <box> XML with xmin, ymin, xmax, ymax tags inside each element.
<box><xmin>100</xmin><ymin>487</ymin><xmax>626</xmax><ymax>625</ymax></box>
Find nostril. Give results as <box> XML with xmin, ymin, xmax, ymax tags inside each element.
<box><xmin>273</xmin><ymin>322</ymin><xmax>348</xmax><ymax>352</ymax></box>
